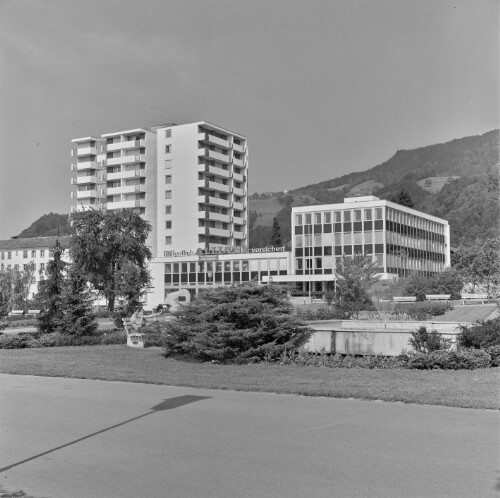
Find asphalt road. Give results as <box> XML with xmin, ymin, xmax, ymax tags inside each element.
<box><xmin>0</xmin><ymin>374</ymin><xmax>498</xmax><ymax>498</ymax></box>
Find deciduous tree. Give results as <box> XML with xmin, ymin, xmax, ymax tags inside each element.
<box><xmin>70</xmin><ymin>210</ymin><xmax>152</xmax><ymax>311</ymax></box>
<box><xmin>333</xmin><ymin>254</ymin><xmax>379</xmax><ymax>318</ymax></box>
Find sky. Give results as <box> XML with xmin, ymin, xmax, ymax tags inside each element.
<box><xmin>0</xmin><ymin>0</ymin><xmax>498</xmax><ymax>240</ymax></box>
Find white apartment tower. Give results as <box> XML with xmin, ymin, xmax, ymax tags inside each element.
<box><xmin>71</xmin><ymin>122</ymin><xmax>248</xmax><ymax>257</ymax></box>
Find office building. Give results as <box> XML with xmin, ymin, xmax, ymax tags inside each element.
<box><xmin>261</xmin><ymin>196</ymin><xmax>450</xmax><ymax>297</ymax></box>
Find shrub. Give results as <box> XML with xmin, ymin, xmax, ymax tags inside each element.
<box><xmin>162</xmin><ymin>284</ymin><xmax>308</xmax><ymax>362</ymax></box>
<box><xmin>408</xmin><ymin>326</ymin><xmax>447</xmax><ymax>353</ymax></box>
<box><xmin>295</xmin><ymin>306</ymin><xmax>345</xmax><ymax>321</ymax></box>
<box><xmin>457</xmin><ymin>317</ymin><xmax>500</xmax><ymax>349</ymax></box>
<box><xmin>393</xmin><ymin>301</ymin><xmax>453</xmax><ymax>320</ymax></box>
<box><xmin>100</xmin><ymin>330</ymin><xmax>127</xmax><ymax>345</ymax></box>
<box><xmin>485</xmin><ymin>345</ymin><xmax>500</xmax><ymax>366</ymax></box>
<box><xmin>0</xmin><ymin>333</ymin><xmax>34</xmax><ymax>349</ymax></box>
<box><xmin>2</xmin><ymin>319</ymin><xmax>38</xmax><ymax>329</ymax></box>
<box><xmin>405</xmin><ymin>349</ymin><xmax>491</xmax><ymax>370</ymax></box>
<box><xmin>27</xmin><ymin>333</ymin><xmax>60</xmax><ymax>348</ymax></box>
<box><xmin>278</xmin><ymin>349</ymin><xmax>406</xmax><ymax>369</ymax></box>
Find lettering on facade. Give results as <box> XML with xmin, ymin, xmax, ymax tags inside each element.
<box><xmin>163</xmin><ymin>246</ymin><xmax>286</xmax><ymax>258</ymax></box>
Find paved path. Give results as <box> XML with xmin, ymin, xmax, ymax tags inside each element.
<box><xmin>1</xmin><ymin>374</ymin><xmax>498</xmax><ymax>498</ymax></box>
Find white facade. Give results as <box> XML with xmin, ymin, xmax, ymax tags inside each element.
<box><xmin>0</xmin><ymin>236</ymin><xmax>72</xmax><ymax>298</ymax></box>
<box><xmin>71</xmin><ymin>122</ymin><xmax>248</xmax><ymax>258</ymax></box>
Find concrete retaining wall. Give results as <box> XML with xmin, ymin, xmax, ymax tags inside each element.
<box><xmin>304</xmin><ymin>319</ymin><xmax>466</xmax><ymax>356</ymax></box>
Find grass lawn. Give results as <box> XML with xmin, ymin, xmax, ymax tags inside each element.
<box><xmin>0</xmin><ymin>345</ymin><xmax>498</xmax><ymax>409</ymax></box>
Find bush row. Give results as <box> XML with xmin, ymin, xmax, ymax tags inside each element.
<box><xmin>277</xmin><ymin>347</ymin><xmax>499</xmax><ymax>370</ymax></box>
<box><xmin>297</xmin><ymin>301</ymin><xmax>454</xmax><ymax>322</ymax></box>
<box><xmin>0</xmin><ymin>330</ymin><xmax>126</xmax><ymax>349</ymax></box>
<box><xmin>0</xmin><ymin>319</ymin><xmax>38</xmax><ymax>329</ymax></box>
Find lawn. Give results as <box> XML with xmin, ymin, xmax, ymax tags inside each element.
<box><xmin>0</xmin><ymin>346</ymin><xmax>498</xmax><ymax>409</ymax></box>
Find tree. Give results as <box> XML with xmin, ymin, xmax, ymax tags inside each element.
<box><xmin>391</xmin><ymin>188</ymin><xmax>414</xmax><ymax>208</ymax></box>
<box><xmin>70</xmin><ymin>210</ymin><xmax>153</xmax><ymax>311</ymax></box>
<box><xmin>333</xmin><ymin>254</ymin><xmax>379</xmax><ymax>318</ymax></box>
<box><xmin>37</xmin><ymin>239</ymin><xmax>66</xmax><ymax>333</ymax></box>
<box><xmin>162</xmin><ymin>284</ymin><xmax>307</xmax><ymax>362</ymax></box>
<box><xmin>270</xmin><ymin>217</ymin><xmax>282</xmax><ymax>246</ymax></box>
<box><xmin>453</xmin><ymin>238</ymin><xmax>500</xmax><ymax>295</ymax></box>
<box><xmin>56</xmin><ymin>267</ymin><xmax>98</xmax><ymax>336</ymax></box>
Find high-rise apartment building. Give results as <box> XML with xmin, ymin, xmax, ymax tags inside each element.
<box><xmin>71</xmin><ymin>122</ymin><xmax>248</xmax><ymax>257</ymax></box>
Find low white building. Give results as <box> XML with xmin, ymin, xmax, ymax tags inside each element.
<box><xmin>0</xmin><ymin>236</ymin><xmax>72</xmax><ymax>298</ymax></box>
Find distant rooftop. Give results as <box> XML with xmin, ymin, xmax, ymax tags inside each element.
<box><xmin>0</xmin><ymin>235</ymin><xmax>72</xmax><ymax>251</ymax></box>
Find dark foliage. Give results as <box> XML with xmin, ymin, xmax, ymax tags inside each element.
<box><xmin>393</xmin><ymin>301</ymin><xmax>453</xmax><ymax>320</ymax></box>
<box><xmin>270</xmin><ymin>217</ymin><xmax>282</xmax><ymax>246</ymax></box>
<box><xmin>70</xmin><ymin>210</ymin><xmax>152</xmax><ymax>311</ymax></box>
<box><xmin>401</xmin><ymin>270</ymin><xmax>463</xmax><ymax>301</ymax></box>
<box><xmin>56</xmin><ymin>268</ymin><xmax>99</xmax><ymax>336</ymax></box>
<box><xmin>162</xmin><ymin>284</ymin><xmax>308</xmax><ymax>362</ymax></box>
<box><xmin>37</xmin><ymin>240</ymin><xmax>66</xmax><ymax>334</ymax></box>
<box><xmin>457</xmin><ymin>318</ymin><xmax>500</xmax><ymax>349</ymax></box>
<box><xmin>404</xmin><ymin>349</ymin><xmax>491</xmax><ymax>370</ymax></box>
<box><xmin>390</xmin><ymin>188</ymin><xmax>414</xmax><ymax>208</ymax></box>
<box><xmin>408</xmin><ymin>326</ymin><xmax>447</xmax><ymax>353</ymax></box>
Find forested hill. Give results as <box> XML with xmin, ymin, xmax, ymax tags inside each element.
<box><xmin>16</xmin><ymin>213</ymin><xmax>73</xmax><ymax>239</ymax></box>
<box><xmin>250</xmin><ymin>130</ymin><xmax>499</xmax><ymax>248</ymax></box>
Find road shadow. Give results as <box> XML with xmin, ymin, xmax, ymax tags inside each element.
<box><xmin>0</xmin><ymin>394</ymin><xmax>210</xmax><ymax>473</ymax></box>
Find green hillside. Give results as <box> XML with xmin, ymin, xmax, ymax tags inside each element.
<box><xmin>15</xmin><ymin>213</ymin><xmax>73</xmax><ymax>239</ymax></box>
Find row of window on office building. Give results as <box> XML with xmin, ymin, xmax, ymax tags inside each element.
<box><xmin>294</xmin><ymin>208</ymin><xmax>446</xmax><ymax>242</ymax></box>
<box><xmin>164</xmin><ymin>259</ymin><xmax>288</xmax><ymax>285</ymax></box>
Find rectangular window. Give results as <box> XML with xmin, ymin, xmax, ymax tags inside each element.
<box><xmin>7</xmin><ymin>252</ymin><xmax>11</xmax><ymax>259</ymax></box>
<box><xmin>165</xmin><ymin>190</ymin><xmax>172</xmax><ymax>199</ymax></box>
<box><xmin>334</xmin><ymin>211</ymin><xmax>341</xmax><ymax>223</ymax></box>
<box><xmin>165</xmin><ymin>175</ymin><xmax>172</xmax><ymax>184</ymax></box>
<box><xmin>314</xmin><ymin>213</ymin><xmax>321</xmax><ymax>224</ymax></box>
<box><xmin>305</xmin><ymin>213</ymin><xmax>312</xmax><ymax>225</ymax></box>
<box><xmin>165</xmin><ymin>145</ymin><xmax>171</xmax><ymax>153</ymax></box>
<box><xmin>324</xmin><ymin>212</ymin><xmax>331</xmax><ymax>223</ymax></box>
<box><xmin>295</xmin><ymin>214</ymin><xmax>302</xmax><ymax>226</ymax></box>
<box><xmin>364</xmin><ymin>209</ymin><xmax>372</xmax><ymax>221</ymax></box>
<box><xmin>166</xmin><ymin>221</ymin><xmax>172</xmax><ymax>229</ymax></box>
<box><xmin>354</xmin><ymin>210</ymin><xmax>362</xmax><ymax>221</ymax></box>
<box><xmin>165</xmin><ymin>236</ymin><xmax>172</xmax><ymax>245</ymax></box>
<box><xmin>40</xmin><ymin>250</ymin><xmax>45</xmax><ymax>258</ymax></box>
<box><xmin>40</xmin><ymin>263</ymin><xmax>45</xmax><ymax>271</ymax></box>
<box><xmin>31</xmin><ymin>250</ymin><xmax>36</xmax><ymax>258</ymax></box>
<box><xmin>165</xmin><ymin>206</ymin><xmax>172</xmax><ymax>214</ymax></box>
<box><xmin>165</xmin><ymin>160</ymin><xmax>172</xmax><ymax>169</ymax></box>
<box><xmin>375</xmin><ymin>207</ymin><xmax>383</xmax><ymax>220</ymax></box>
<box><xmin>0</xmin><ymin>252</ymin><xmax>3</xmax><ymax>260</ymax></box>
<box><xmin>343</xmin><ymin>211</ymin><xmax>351</xmax><ymax>222</ymax></box>
<box><xmin>23</xmin><ymin>251</ymin><xmax>28</xmax><ymax>258</ymax></box>
<box><xmin>165</xmin><ymin>129</ymin><xmax>171</xmax><ymax>138</ymax></box>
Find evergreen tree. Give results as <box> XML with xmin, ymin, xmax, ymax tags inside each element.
<box><xmin>57</xmin><ymin>267</ymin><xmax>98</xmax><ymax>336</ymax></box>
<box><xmin>37</xmin><ymin>239</ymin><xmax>66</xmax><ymax>333</ymax></box>
<box><xmin>391</xmin><ymin>188</ymin><xmax>414</xmax><ymax>208</ymax></box>
<box><xmin>163</xmin><ymin>284</ymin><xmax>307</xmax><ymax>362</ymax></box>
<box><xmin>270</xmin><ymin>217</ymin><xmax>282</xmax><ymax>246</ymax></box>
